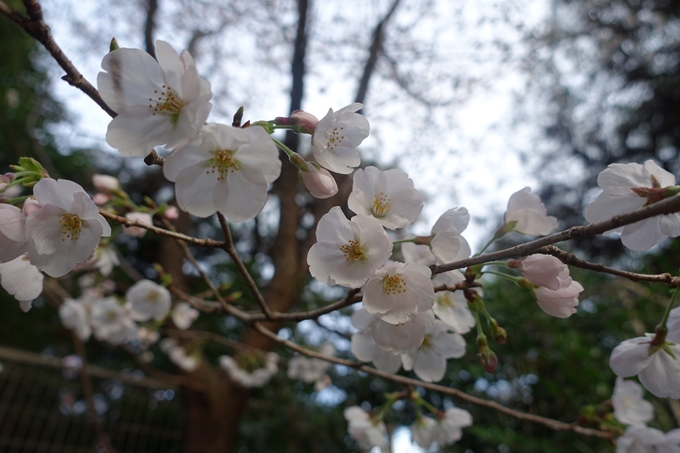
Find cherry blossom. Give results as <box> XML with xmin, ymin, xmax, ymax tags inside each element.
<box><xmin>411</xmin><ymin>417</ymin><xmax>438</xmax><ymax>449</ymax></box>
<box><xmin>98</xmin><ymin>40</ymin><xmax>212</xmax><ymax>157</ymax></box>
<box><xmin>0</xmin><ymin>204</ymin><xmax>28</xmax><ymax>262</ymax></box>
<box><xmin>504</xmin><ymin>187</ymin><xmax>558</xmax><ymax>236</ymax></box>
<box><xmin>0</xmin><ymin>254</ymin><xmax>43</xmax><ymax>312</ymax></box>
<box><xmin>219</xmin><ymin>352</ymin><xmax>279</xmax><ymax>388</ymax></box>
<box><xmin>610</xmin><ymin>334</ymin><xmax>680</xmax><ymax>399</ymax></box>
<box><xmin>363</xmin><ymin>261</ymin><xmax>435</xmax><ymax>324</ymax></box>
<box><xmin>401</xmin><ymin>321</ymin><xmax>466</xmax><ymax>382</ymax></box>
<box><xmin>90</xmin><ymin>297</ymin><xmax>135</xmax><ymax>342</ymax></box>
<box><xmin>401</xmin><ymin>243</ymin><xmax>436</xmax><ymax>266</ymax></box>
<box><xmin>533</xmin><ymin>278</ymin><xmax>583</xmax><ymax>318</ymax></box>
<box><xmin>433</xmin><ymin>408</ymin><xmax>473</xmax><ymax>446</ymax></box>
<box><xmin>429</xmin><ymin>208</ymin><xmax>471</xmax><ymax>264</ymax></box>
<box><xmin>612</xmin><ymin>378</ymin><xmax>654</xmax><ymax>426</ymax></box>
<box><xmin>343</xmin><ymin>406</ymin><xmax>387</xmax><ymax>451</ymax></box>
<box><xmin>287</xmin><ymin>344</ymin><xmax>335</xmax><ymax>389</ymax></box>
<box><xmin>90</xmin><ymin>246</ymin><xmax>120</xmax><ymax>276</ymax></box>
<box><xmin>348</xmin><ymin>166</ymin><xmax>423</xmax><ymax>229</ymax></box>
<box><xmin>432</xmin><ymin>272</ymin><xmax>475</xmax><ymax>334</ymax></box>
<box><xmin>92</xmin><ymin>174</ymin><xmax>120</xmax><ymax>193</ymax></box>
<box><xmin>171</xmin><ymin>303</ymin><xmax>199</xmax><ymax>330</ymax></box>
<box><xmin>163</xmin><ymin>123</ymin><xmax>281</xmax><ymax>220</ymax></box>
<box><xmin>307</xmin><ymin>208</ymin><xmax>392</xmax><ymax>287</ymax></box>
<box><xmin>160</xmin><ymin>338</ymin><xmax>200</xmax><ymax>371</ymax></box>
<box><xmin>667</xmin><ymin>306</ymin><xmax>680</xmax><ymax>343</ymax></box>
<box><xmin>299</xmin><ymin>162</ymin><xmax>338</xmax><ymax>199</ymax></box>
<box><xmin>350</xmin><ymin>309</ymin><xmax>403</xmax><ymax>373</ymax></box>
<box><xmin>126</xmin><ymin>279</ymin><xmax>172</xmax><ymax>322</ymax></box>
<box><xmin>122</xmin><ymin>212</ymin><xmax>153</xmax><ymax>238</ymax></box>
<box><xmin>59</xmin><ymin>298</ymin><xmax>92</xmax><ymax>340</ymax></box>
<box><xmin>585</xmin><ymin>160</ymin><xmax>680</xmax><ymax>251</ymax></box>
<box><xmin>616</xmin><ymin>426</ymin><xmax>680</xmax><ymax>453</ymax></box>
<box><xmin>515</xmin><ymin>254</ymin><xmax>570</xmax><ymax>290</ymax></box>
<box><xmin>312</xmin><ymin>103</ymin><xmax>369</xmax><ymax>174</ymax></box>
<box><xmin>26</xmin><ymin>179</ymin><xmax>111</xmax><ymax>277</ymax></box>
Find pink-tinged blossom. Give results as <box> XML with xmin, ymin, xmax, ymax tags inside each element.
<box><xmin>126</xmin><ymin>279</ymin><xmax>171</xmax><ymax>322</ymax></box>
<box><xmin>401</xmin><ymin>321</ymin><xmax>466</xmax><ymax>382</ymax></box>
<box><xmin>610</xmin><ymin>334</ymin><xmax>680</xmax><ymax>399</ymax></box>
<box><xmin>98</xmin><ymin>40</ymin><xmax>212</xmax><ymax>157</ymax></box>
<box><xmin>516</xmin><ymin>254</ymin><xmax>570</xmax><ymax>290</ymax></box>
<box><xmin>504</xmin><ymin>187</ymin><xmax>558</xmax><ymax>236</ymax></box>
<box><xmin>348</xmin><ymin>166</ymin><xmax>423</xmax><ymax>229</ymax></box>
<box><xmin>26</xmin><ymin>179</ymin><xmax>111</xmax><ymax>278</ymax></box>
<box><xmin>350</xmin><ymin>308</ymin><xmax>403</xmax><ymax>373</ymax></box>
<box><xmin>0</xmin><ymin>255</ymin><xmax>43</xmax><ymax>312</ymax></box>
<box><xmin>164</xmin><ymin>205</ymin><xmax>180</xmax><ymax>220</ymax></box>
<box><xmin>612</xmin><ymin>378</ymin><xmax>654</xmax><ymax>426</ymax></box>
<box><xmin>122</xmin><ymin>212</ymin><xmax>153</xmax><ymax>237</ymax></box>
<box><xmin>343</xmin><ymin>406</ymin><xmax>387</xmax><ymax>451</ymax></box>
<box><xmin>163</xmin><ymin>123</ymin><xmax>281</xmax><ymax>221</ymax></box>
<box><xmin>363</xmin><ymin>261</ymin><xmax>435</xmax><ymax>325</ymax></box>
<box><xmin>92</xmin><ymin>174</ymin><xmax>120</xmax><ymax>193</ymax></box>
<box><xmin>307</xmin><ymin>208</ymin><xmax>392</xmax><ymax>288</ymax></box>
<box><xmin>616</xmin><ymin>426</ymin><xmax>680</xmax><ymax>453</ymax></box>
<box><xmin>171</xmin><ymin>303</ymin><xmax>199</xmax><ymax>330</ymax></box>
<box><xmin>533</xmin><ymin>279</ymin><xmax>583</xmax><ymax>318</ymax></box>
<box><xmin>430</xmin><ymin>208</ymin><xmax>471</xmax><ymax>264</ymax></box>
<box><xmin>585</xmin><ymin>160</ymin><xmax>680</xmax><ymax>251</ymax></box>
<box><xmin>299</xmin><ymin>163</ymin><xmax>338</xmax><ymax>199</ymax></box>
<box><xmin>59</xmin><ymin>299</ymin><xmax>92</xmax><ymax>340</ymax></box>
<box><xmin>0</xmin><ymin>204</ymin><xmax>28</xmax><ymax>263</ymax></box>
<box><xmin>219</xmin><ymin>353</ymin><xmax>279</xmax><ymax>388</ymax></box>
<box><xmin>432</xmin><ymin>271</ymin><xmax>475</xmax><ymax>334</ymax></box>
<box><xmin>312</xmin><ymin>103</ymin><xmax>369</xmax><ymax>174</ymax></box>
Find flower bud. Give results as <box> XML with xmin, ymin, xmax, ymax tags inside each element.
<box><xmin>92</xmin><ymin>174</ymin><xmax>120</xmax><ymax>193</ymax></box>
<box><xmin>477</xmin><ymin>347</ymin><xmax>498</xmax><ymax>373</ymax></box>
<box><xmin>518</xmin><ymin>254</ymin><xmax>571</xmax><ymax>290</ymax></box>
<box><xmin>489</xmin><ymin>319</ymin><xmax>507</xmax><ymax>344</ymax></box>
<box><xmin>92</xmin><ymin>193</ymin><xmax>111</xmax><ymax>206</ymax></box>
<box><xmin>299</xmin><ymin>163</ymin><xmax>338</xmax><ymax>199</ymax></box>
<box><xmin>0</xmin><ymin>173</ymin><xmax>14</xmax><ymax>191</ymax></box>
<box><xmin>275</xmin><ymin>110</ymin><xmax>319</xmax><ymax>135</ymax></box>
<box><xmin>122</xmin><ymin>212</ymin><xmax>153</xmax><ymax>238</ymax></box>
<box><xmin>22</xmin><ymin>197</ymin><xmax>41</xmax><ymax>215</ymax></box>
<box><xmin>164</xmin><ymin>205</ymin><xmax>180</xmax><ymax>220</ymax></box>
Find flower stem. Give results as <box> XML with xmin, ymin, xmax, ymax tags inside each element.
<box><xmin>271</xmin><ymin>137</ymin><xmax>296</xmax><ymax>159</ymax></box>
<box><xmin>660</xmin><ymin>288</ymin><xmax>679</xmax><ymax>330</ymax></box>
<box><xmin>481</xmin><ymin>270</ymin><xmax>521</xmax><ymax>284</ymax></box>
<box><xmin>393</xmin><ymin>238</ymin><xmax>417</xmax><ymax>245</ymax></box>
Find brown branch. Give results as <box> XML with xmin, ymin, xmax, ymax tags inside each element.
<box><xmin>72</xmin><ymin>334</ymin><xmax>117</xmax><ymax>453</ymax></box>
<box><xmin>252</xmin><ymin>322</ymin><xmax>613</xmax><ymax>440</ymax></box>
<box><xmin>99</xmin><ymin>209</ymin><xmax>225</xmax><ymax>248</ymax></box>
<box><xmin>217</xmin><ymin>212</ymin><xmax>274</xmax><ymax>319</ymax></box>
<box><xmin>144</xmin><ymin>0</ymin><xmax>159</xmax><ymax>58</ymax></box>
<box><xmin>0</xmin><ymin>0</ymin><xmax>117</xmax><ymax>118</ymax></box>
<box><xmin>165</xmin><ymin>329</ymin><xmax>259</xmax><ymax>353</ymax></box>
<box><xmin>432</xmin><ymin>195</ymin><xmax>680</xmax><ymax>275</ymax></box>
<box><xmin>536</xmin><ymin>245</ymin><xmax>680</xmax><ymax>287</ymax></box>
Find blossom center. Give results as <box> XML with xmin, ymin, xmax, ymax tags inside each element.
<box><xmin>325</xmin><ymin>126</ymin><xmax>346</xmax><ymax>150</ymax></box>
<box><xmin>148</xmin><ymin>85</ymin><xmax>184</xmax><ymax>125</ymax></box>
<box><xmin>371</xmin><ymin>192</ymin><xmax>390</xmax><ymax>217</ymax></box>
<box><xmin>106</xmin><ymin>310</ymin><xmax>118</xmax><ymax>321</ymax></box>
<box><xmin>147</xmin><ymin>290</ymin><xmax>160</xmax><ymax>303</ymax></box>
<box><xmin>59</xmin><ymin>213</ymin><xmax>83</xmax><ymax>241</ymax></box>
<box><xmin>420</xmin><ymin>333</ymin><xmax>433</xmax><ymax>351</ymax></box>
<box><xmin>382</xmin><ymin>274</ymin><xmax>406</xmax><ymax>295</ymax></box>
<box><xmin>340</xmin><ymin>240</ymin><xmax>365</xmax><ymax>261</ymax></box>
<box><xmin>437</xmin><ymin>293</ymin><xmax>456</xmax><ymax>308</ymax></box>
<box><xmin>206</xmin><ymin>150</ymin><xmax>239</xmax><ymax>180</ymax></box>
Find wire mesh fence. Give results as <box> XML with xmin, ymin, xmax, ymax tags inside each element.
<box><xmin>0</xmin><ymin>352</ymin><xmax>184</xmax><ymax>453</ymax></box>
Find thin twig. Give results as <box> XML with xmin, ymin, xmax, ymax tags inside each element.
<box><xmin>536</xmin><ymin>245</ymin><xmax>680</xmax><ymax>287</ymax></box>
<box><xmin>217</xmin><ymin>212</ymin><xmax>274</xmax><ymax>319</ymax></box>
<box><xmin>433</xmin><ymin>195</ymin><xmax>680</xmax><ymax>274</ymax></box>
<box><xmin>165</xmin><ymin>329</ymin><xmax>259</xmax><ymax>353</ymax></box>
<box><xmin>0</xmin><ymin>0</ymin><xmax>117</xmax><ymax>118</ymax></box>
<box><xmin>252</xmin><ymin>322</ymin><xmax>613</xmax><ymax>440</ymax></box>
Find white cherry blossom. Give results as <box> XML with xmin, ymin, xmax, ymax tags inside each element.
<box><xmin>90</xmin><ymin>297</ymin><xmax>134</xmax><ymax>341</ymax></box>
<box><xmin>91</xmin><ymin>246</ymin><xmax>120</xmax><ymax>276</ymax></box>
<box><xmin>434</xmin><ymin>408</ymin><xmax>473</xmax><ymax>446</ymax></box>
<box><xmin>348</xmin><ymin>166</ymin><xmax>423</xmax><ymax>229</ymax></box>
<box><xmin>430</xmin><ymin>208</ymin><xmax>471</xmax><ymax>264</ymax></box>
<box><xmin>0</xmin><ymin>204</ymin><xmax>28</xmax><ymax>262</ymax></box>
<box><xmin>171</xmin><ymin>303</ymin><xmax>199</xmax><ymax>330</ymax></box>
<box><xmin>122</xmin><ymin>212</ymin><xmax>153</xmax><ymax>238</ymax></box>
<box><xmin>350</xmin><ymin>308</ymin><xmax>402</xmax><ymax>373</ymax></box>
<box><xmin>516</xmin><ymin>254</ymin><xmax>570</xmax><ymax>290</ymax></box>
<box><xmin>616</xmin><ymin>426</ymin><xmax>680</xmax><ymax>453</ymax></box>
<box><xmin>401</xmin><ymin>243</ymin><xmax>436</xmax><ymax>266</ymax></box>
<box><xmin>98</xmin><ymin>40</ymin><xmax>212</xmax><ymax>157</ymax></box>
<box><xmin>163</xmin><ymin>123</ymin><xmax>281</xmax><ymax>221</ymax></box>
<box><xmin>432</xmin><ymin>272</ymin><xmax>475</xmax><ymax>334</ymax></box>
<box><xmin>610</xmin><ymin>334</ymin><xmax>680</xmax><ymax>399</ymax></box>
<box><xmin>533</xmin><ymin>278</ymin><xmax>583</xmax><ymax>318</ymax></box>
<box><xmin>59</xmin><ymin>299</ymin><xmax>92</xmax><ymax>340</ymax></box>
<box><xmin>343</xmin><ymin>406</ymin><xmax>387</xmax><ymax>451</ymax></box>
<box><xmin>287</xmin><ymin>344</ymin><xmax>335</xmax><ymax>388</ymax></box>
<box><xmin>363</xmin><ymin>261</ymin><xmax>435</xmax><ymax>324</ymax></box>
<box><xmin>219</xmin><ymin>352</ymin><xmax>279</xmax><ymax>388</ymax></box>
<box><xmin>126</xmin><ymin>279</ymin><xmax>171</xmax><ymax>322</ymax></box>
<box><xmin>612</xmin><ymin>378</ymin><xmax>654</xmax><ymax>426</ymax></box>
<box><xmin>92</xmin><ymin>174</ymin><xmax>120</xmax><ymax>193</ymax></box>
<box><xmin>401</xmin><ymin>321</ymin><xmax>466</xmax><ymax>382</ymax></box>
<box><xmin>504</xmin><ymin>187</ymin><xmax>558</xmax><ymax>236</ymax></box>
<box><xmin>26</xmin><ymin>179</ymin><xmax>111</xmax><ymax>277</ymax></box>
<box><xmin>312</xmin><ymin>103</ymin><xmax>369</xmax><ymax>174</ymax></box>
<box><xmin>411</xmin><ymin>417</ymin><xmax>438</xmax><ymax>449</ymax></box>
<box><xmin>307</xmin><ymin>208</ymin><xmax>392</xmax><ymax>288</ymax></box>
<box><xmin>0</xmin><ymin>254</ymin><xmax>43</xmax><ymax>312</ymax></box>
<box><xmin>585</xmin><ymin>160</ymin><xmax>680</xmax><ymax>251</ymax></box>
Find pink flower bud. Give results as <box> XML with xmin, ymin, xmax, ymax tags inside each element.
<box><xmin>0</xmin><ymin>173</ymin><xmax>14</xmax><ymax>191</ymax></box>
<box><xmin>164</xmin><ymin>205</ymin><xmax>179</xmax><ymax>220</ymax></box>
<box><xmin>92</xmin><ymin>193</ymin><xmax>111</xmax><ymax>206</ymax></box>
<box><xmin>299</xmin><ymin>163</ymin><xmax>338</xmax><ymax>199</ymax></box>
<box><xmin>22</xmin><ymin>197</ymin><xmax>41</xmax><ymax>215</ymax></box>
<box><xmin>518</xmin><ymin>254</ymin><xmax>570</xmax><ymax>290</ymax></box>
<box><xmin>477</xmin><ymin>349</ymin><xmax>498</xmax><ymax>373</ymax></box>
<box><xmin>122</xmin><ymin>212</ymin><xmax>153</xmax><ymax>238</ymax></box>
<box><xmin>92</xmin><ymin>174</ymin><xmax>120</xmax><ymax>193</ymax></box>
<box><xmin>288</xmin><ymin>110</ymin><xmax>319</xmax><ymax>134</ymax></box>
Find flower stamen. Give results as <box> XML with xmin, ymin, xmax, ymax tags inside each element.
<box><xmin>371</xmin><ymin>192</ymin><xmax>390</xmax><ymax>217</ymax></box>
<box><xmin>206</xmin><ymin>150</ymin><xmax>239</xmax><ymax>180</ymax></box>
<box><xmin>325</xmin><ymin>126</ymin><xmax>345</xmax><ymax>151</ymax></box>
<box><xmin>148</xmin><ymin>85</ymin><xmax>184</xmax><ymax>124</ymax></box>
<box><xmin>340</xmin><ymin>239</ymin><xmax>365</xmax><ymax>261</ymax></box>
<box><xmin>59</xmin><ymin>213</ymin><xmax>83</xmax><ymax>241</ymax></box>
<box><xmin>382</xmin><ymin>274</ymin><xmax>406</xmax><ymax>295</ymax></box>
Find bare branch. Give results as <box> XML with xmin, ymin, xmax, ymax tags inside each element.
<box><xmin>536</xmin><ymin>245</ymin><xmax>680</xmax><ymax>287</ymax></box>
<box><xmin>0</xmin><ymin>0</ymin><xmax>117</xmax><ymax>118</ymax></box>
<box><xmin>253</xmin><ymin>322</ymin><xmax>613</xmax><ymax>440</ymax></box>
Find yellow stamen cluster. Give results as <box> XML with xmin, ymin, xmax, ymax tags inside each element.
<box><xmin>148</xmin><ymin>85</ymin><xmax>184</xmax><ymax>124</ymax></box>
<box><xmin>372</xmin><ymin>192</ymin><xmax>390</xmax><ymax>217</ymax></box>
<box><xmin>340</xmin><ymin>239</ymin><xmax>365</xmax><ymax>261</ymax></box>
<box><xmin>437</xmin><ymin>293</ymin><xmax>456</xmax><ymax>308</ymax></box>
<box><xmin>383</xmin><ymin>274</ymin><xmax>406</xmax><ymax>295</ymax></box>
<box><xmin>206</xmin><ymin>150</ymin><xmax>239</xmax><ymax>180</ymax></box>
<box><xmin>419</xmin><ymin>334</ymin><xmax>433</xmax><ymax>351</ymax></box>
<box><xmin>326</xmin><ymin>126</ymin><xmax>345</xmax><ymax>150</ymax></box>
<box><xmin>59</xmin><ymin>213</ymin><xmax>83</xmax><ymax>241</ymax></box>
<box><xmin>147</xmin><ymin>290</ymin><xmax>160</xmax><ymax>302</ymax></box>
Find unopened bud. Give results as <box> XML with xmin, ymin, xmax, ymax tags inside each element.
<box><xmin>477</xmin><ymin>349</ymin><xmax>498</xmax><ymax>373</ymax></box>
<box><xmin>275</xmin><ymin>110</ymin><xmax>319</xmax><ymax>135</ymax></box>
<box><xmin>299</xmin><ymin>163</ymin><xmax>338</xmax><ymax>199</ymax></box>
<box><xmin>232</xmin><ymin>106</ymin><xmax>244</xmax><ymax>127</ymax></box>
<box><xmin>92</xmin><ymin>174</ymin><xmax>120</xmax><ymax>193</ymax></box>
<box><xmin>110</xmin><ymin>38</ymin><xmax>119</xmax><ymax>52</ymax></box>
<box><xmin>489</xmin><ymin>319</ymin><xmax>507</xmax><ymax>344</ymax></box>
